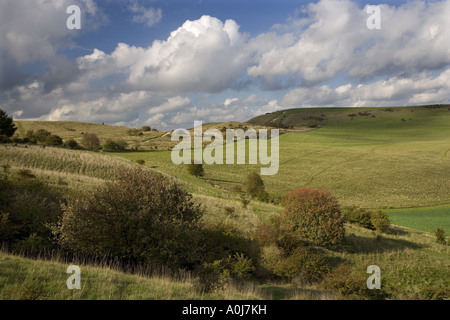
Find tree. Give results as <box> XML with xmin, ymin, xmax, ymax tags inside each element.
<box><xmin>53</xmin><ymin>168</ymin><xmax>204</xmax><ymax>269</ymax></box>
<box><xmin>34</xmin><ymin>129</ymin><xmax>51</xmax><ymax>143</ymax></box>
<box><xmin>187</xmin><ymin>163</ymin><xmax>204</xmax><ymax>177</ymax></box>
<box><xmin>0</xmin><ymin>109</ymin><xmax>17</xmax><ymax>138</ymax></box>
<box><xmin>280</xmin><ymin>187</ymin><xmax>345</xmax><ymax>246</ymax></box>
<box><xmin>81</xmin><ymin>133</ymin><xmax>100</xmax><ymax>151</ymax></box>
<box><xmin>245</xmin><ymin>172</ymin><xmax>268</xmax><ymax>201</ymax></box>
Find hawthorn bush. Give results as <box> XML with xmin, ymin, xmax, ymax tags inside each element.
<box><xmin>245</xmin><ymin>172</ymin><xmax>268</xmax><ymax>201</ymax></box>
<box><xmin>342</xmin><ymin>207</ymin><xmax>375</xmax><ymax>230</ymax></box>
<box><xmin>370</xmin><ymin>210</ymin><xmax>391</xmax><ymax>233</ymax></box>
<box><xmin>53</xmin><ymin>168</ymin><xmax>204</xmax><ymax>269</ymax></box>
<box><xmin>280</xmin><ymin>187</ymin><xmax>345</xmax><ymax>247</ymax></box>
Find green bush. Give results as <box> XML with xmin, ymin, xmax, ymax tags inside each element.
<box><xmin>273</xmin><ymin>247</ymin><xmax>329</xmax><ymax>284</ymax></box>
<box><xmin>196</xmin><ymin>259</ymin><xmax>231</xmax><ymax>293</ymax></box>
<box><xmin>231</xmin><ymin>253</ymin><xmax>255</xmax><ymax>279</ymax></box>
<box><xmin>343</xmin><ymin>207</ymin><xmax>375</xmax><ymax>230</ymax></box>
<box><xmin>370</xmin><ymin>210</ymin><xmax>391</xmax><ymax>233</ymax></box>
<box><xmin>245</xmin><ymin>172</ymin><xmax>268</xmax><ymax>201</ymax></box>
<box><xmin>102</xmin><ymin>139</ymin><xmax>128</xmax><ymax>152</ymax></box>
<box><xmin>280</xmin><ymin>188</ymin><xmax>345</xmax><ymax>247</ymax></box>
<box><xmin>64</xmin><ymin>139</ymin><xmax>79</xmax><ymax>149</ymax></box>
<box><xmin>34</xmin><ymin>129</ymin><xmax>51</xmax><ymax>143</ymax></box>
<box><xmin>260</xmin><ymin>244</ymin><xmax>282</xmax><ymax>275</ymax></box>
<box><xmin>45</xmin><ymin>135</ymin><xmax>63</xmax><ymax>146</ymax></box>
<box><xmin>321</xmin><ymin>264</ymin><xmax>389</xmax><ymax>300</ymax></box>
<box><xmin>141</xmin><ymin>126</ymin><xmax>151</xmax><ymax>132</ymax></box>
<box><xmin>53</xmin><ymin>168</ymin><xmax>204</xmax><ymax>269</ymax></box>
<box><xmin>187</xmin><ymin>163</ymin><xmax>204</xmax><ymax>177</ymax></box>
<box><xmin>435</xmin><ymin>228</ymin><xmax>446</xmax><ymax>245</ymax></box>
<box><xmin>127</xmin><ymin>128</ymin><xmax>143</xmax><ymax>136</ymax></box>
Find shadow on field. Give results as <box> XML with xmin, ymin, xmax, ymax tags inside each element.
<box><xmin>343</xmin><ymin>233</ymin><xmax>424</xmax><ymax>254</ymax></box>
<box><xmin>386</xmin><ymin>226</ymin><xmax>409</xmax><ymax>236</ymax></box>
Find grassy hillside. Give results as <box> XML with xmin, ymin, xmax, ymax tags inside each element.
<box><xmin>114</xmin><ymin>107</ymin><xmax>450</xmax><ymax>208</ymax></box>
<box><xmin>0</xmin><ymin>251</ymin><xmax>268</xmax><ymax>300</ymax></box>
<box><xmin>247</xmin><ymin>104</ymin><xmax>450</xmax><ymax>129</ymax></box>
<box><xmin>2</xmin><ymin>105</ymin><xmax>449</xmax><ymax>300</ymax></box>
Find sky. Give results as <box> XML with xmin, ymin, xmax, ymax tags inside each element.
<box><xmin>0</xmin><ymin>0</ymin><xmax>449</xmax><ymax>130</ymax></box>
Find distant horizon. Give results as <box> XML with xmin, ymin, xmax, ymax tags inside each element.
<box><xmin>12</xmin><ymin>103</ymin><xmax>450</xmax><ymax>130</ymax></box>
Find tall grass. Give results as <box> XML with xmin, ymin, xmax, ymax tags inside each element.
<box><xmin>0</xmin><ymin>250</ymin><xmax>270</xmax><ymax>300</ymax></box>
<box><xmin>0</xmin><ymin>145</ymin><xmax>136</xmax><ymax>181</ymax></box>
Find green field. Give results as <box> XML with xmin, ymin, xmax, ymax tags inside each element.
<box><xmin>387</xmin><ymin>205</ymin><xmax>450</xmax><ymax>234</ymax></box>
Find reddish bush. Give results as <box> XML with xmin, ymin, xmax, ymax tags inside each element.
<box><xmin>280</xmin><ymin>188</ymin><xmax>345</xmax><ymax>246</ymax></box>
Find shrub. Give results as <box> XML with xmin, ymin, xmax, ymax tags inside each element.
<box><xmin>45</xmin><ymin>135</ymin><xmax>63</xmax><ymax>146</ymax></box>
<box><xmin>231</xmin><ymin>253</ymin><xmax>255</xmax><ymax>279</ymax></box>
<box><xmin>370</xmin><ymin>210</ymin><xmax>391</xmax><ymax>233</ymax></box>
<box><xmin>81</xmin><ymin>133</ymin><xmax>100</xmax><ymax>151</ymax></box>
<box><xmin>253</xmin><ymin>223</ymin><xmax>279</xmax><ymax>246</ymax></box>
<box><xmin>127</xmin><ymin>128</ymin><xmax>142</xmax><ymax>136</ymax></box>
<box><xmin>280</xmin><ymin>188</ymin><xmax>345</xmax><ymax>246</ymax></box>
<box><xmin>435</xmin><ymin>228</ymin><xmax>446</xmax><ymax>245</ymax></box>
<box><xmin>187</xmin><ymin>163</ymin><xmax>204</xmax><ymax>177</ymax></box>
<box><xmin>141</xmin><ymin>126</ymin><xmax>151</xmax><ymax>132</ymax></box>
<box><xmin>102</xmin><ymin>139</ymin><xmax>128</xmax><ymax>152</ymax></box>
<box><xmin>321</xmin><ymin>264</ymin><xmax>389</xmax><ymax>300</ymax></box>
<box><xmin>53</xmin><ymin>168</ymin><xmax>203</xmax><ymax>269</ymax></box>
<box><xmin>260</xmin><ymin>244</ymin><xmax>283</xmax><ymax>274</ymax></box>
<box><xmin>342</xmin><ymin>207</ymin><xmax>375</xmax><ymax>230</ymax></box>
<box><xmin>34</xmin><ymin>129</ymin><xmax>52</xmax><ymax>143</ymax></box>
<box><xmin>196</xmin><ymin>260</ymin><xmax>231</xmax><ymax>293</ymax></box>
<box><xmin>273</xmin><ymin>247</ymin><xmax>329</xmax><ymax>283</ymax></box>
<box><xmin>245</xmin><ymin>172</ymin><xmax>268</xmax><ymax>201</ymax></box>
<box><xmin>64</xmin><ymin>139</ymin><xmax>79</xmax><ymax>149</ymax></box>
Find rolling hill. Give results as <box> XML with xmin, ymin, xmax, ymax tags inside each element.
<box><xmin>1</xmin><ymin>105</ymin><xmax>450</xmax><ymax>300</ymax></box>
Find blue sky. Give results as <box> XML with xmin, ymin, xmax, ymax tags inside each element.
<box><xmin>1</xmin><ymin>0</ymin><xmax>450</xmax><ymax>130</ymax></box>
